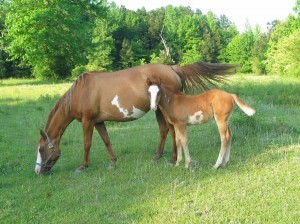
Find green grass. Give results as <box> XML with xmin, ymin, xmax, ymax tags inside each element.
<box><xmin>0</xmin><ymin>74</ymin><xmax>299</xmax><ymax>223</ymax></box>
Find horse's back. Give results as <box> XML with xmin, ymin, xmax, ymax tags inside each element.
<box><xmin>70</xmin><ymin>64</ymin><xmax>181</xmax><ymax>122</ymax></box>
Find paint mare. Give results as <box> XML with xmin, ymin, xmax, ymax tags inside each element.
<box><xmin>35</xmin><ymin>62</ymin><xmax>237</xmax><ymax>174</ymax></box>
<box><xmin>147</xmin><ymin>77</ymin><xmax>255</xmax><ymax>169</ymax></box>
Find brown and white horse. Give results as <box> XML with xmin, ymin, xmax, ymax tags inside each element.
<box><xmin>147</xmin><ymin>77</ymin><xmax>255</xmax><ymax>169</ymax></box>
<box><xmin>35</xmin><ymin>62</ymin><xmax>237</xmax><ymax>174</ymax></box>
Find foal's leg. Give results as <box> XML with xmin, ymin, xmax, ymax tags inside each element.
<box><xmin>213</xmin><ymin>117</ymin><xmax>231</xmax><ymax>169</ymax></box>
<box><xmin>95</xmin><ymin>122</ymin><xmax>117</xmax><ymax>168</ymax></box>
<box><xmin>153</xmin><ymin>108</ymin><xmax>177</xmax><ymax>163</ymax></box>
<box><xmin>78</xmin><ymin>119</ymin><xmax>95</xmax><ymax>171</ymax></box>
<box><xmin>223</xmin><ymin>127</ymin><xmax>232</xmax><ymax>166</ymax></box>
<box><xmin>174</xmin><ymin>125</ymin><xmax>190</xmax><ymax>168</ymax></box>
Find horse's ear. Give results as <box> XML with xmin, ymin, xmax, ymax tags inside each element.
<box><xmin>146</xmin><ymin>78</ymin><xmax>152</xmax><ymax>86</ymax></box>
<box><xmin>40</xmin><ymin>129</ymin><xmax>46</xmax><ymax>139</ymax></box>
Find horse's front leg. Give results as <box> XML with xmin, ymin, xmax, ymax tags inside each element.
<box><xmin>77</xmin><ymin>119</ymin><xmax>94</xmax><ymax>171</ymax></box>
<box><xmin>153</xmin><ymin>108</ymin><xmax>177</xmax><ymax>163</ymax></box>
<box><xmin>95</xmin><ymin>122</ymin><xmax>117</xmax><ymax>169</ymax></box>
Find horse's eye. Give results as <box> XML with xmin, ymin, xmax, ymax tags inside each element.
<box><xmin>39</xmin><ymin>147</ymin><xmax>44</xmax><ymax>153</ymax></box>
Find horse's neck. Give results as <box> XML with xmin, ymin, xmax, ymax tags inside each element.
<box><xmin>45</xmin><ymin>106</ymin><xmax>74</xmax><ymax>143</ymax></box>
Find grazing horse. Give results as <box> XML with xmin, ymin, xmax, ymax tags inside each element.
<box><xmin>147</xmin><ymin>77</ymin><xmax>255</xmax><ymax>169</ymax></box>
<box><xmin>35</xmin><ymin>62</ymin><xmax>237</xmax><ymax>174</ymax></box>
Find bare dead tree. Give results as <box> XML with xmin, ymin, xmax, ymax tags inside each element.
<box><xmin>159</xmin><ymin>25</ymin><xmax>171</xmax><ymax>58</ymax></box>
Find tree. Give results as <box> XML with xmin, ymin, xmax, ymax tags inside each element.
<box><xmin>267</xmin><ymin>30</ymin><xmax>300</xmax><ymax>76</ymax></box>
<box><xmin>266</xmin><ymin>6</ymin><xmax>300</xmax><ymax>76</ymax></box>
<box><xmin>222</xmin><ymin>26</ymin><xmax>255</xmax><ymax>73</ymax></box>
<box><xmin>119</xmin><ymin>38</ymin><xmax>133</xmax><ymax>68</ymax></box>
<box><xmin>86</xmin><ymin>11</ymin><xmax>116</xmax><ymax>72</ymax></box>
<box><xmin>5</xmin><ymin>0</ymin><xmax>104</xmax><ymax>79</ymax></box>
<box><xmin>252</xmin><ymin>32</ymin><xmax>268</xmax><ymax>74</ymax></box>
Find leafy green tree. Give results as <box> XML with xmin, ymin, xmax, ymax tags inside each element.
<box><xmin>120</xmin><ymin>38</ymin><xmax>133</xmax><ymax>68</ymax></box>
<box><xmin>266</xmin><ymin>3</ymin><xmax>300</xmax><ymax>76</ymax></box>
<box><xmin>5</xmin><ymin>0</ymin><xmax>103</xmax><ymax>79</ymax></box>
<box><xmin>267</xmin><ymin>29</ymin><xmax>300</xmax><ymax>76</ymax></box>
<box><xmin>86</xmin><ymin>15</ymin><xmax>116</xmax><ymax>71</ymax></box>
<box><xmin>252</xmin><ymin>34</ymin><xmax>268</xmax><ymax>74</ymax></box>
<box><xmin>222</xmin><ymin>26</ymin><xmax>255</xmax><ymax>73</ymax></box>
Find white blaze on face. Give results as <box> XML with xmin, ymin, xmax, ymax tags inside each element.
<box><xmin>111</xmin><ymin>95</ymin><xmax>146</xmax><ymax>119</ymax></box>
<box><xmin>35</xmin><ymin>145</ymin><xmax>42</xmax><ymax>174</ymax></box>
<box><xmin>188</xmin><ymin>111</ymin><xmax>204</xmax><ymax>125</ymax></box>
<box><xmin>148</xmin><ymin>85</ymin><xmax>160</xmax><ymax>111</ymax></box>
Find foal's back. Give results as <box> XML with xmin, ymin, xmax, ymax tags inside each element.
<box><xmin>172</xmin><ymin>89</ymin><xmax>235</xmax><ymax>123</ymax></box>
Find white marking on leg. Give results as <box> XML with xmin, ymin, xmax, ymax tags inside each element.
<box><xmin>35</xmin><ymin>146</ymin><xmax>42</xmax><ymax>174</ymax></box>
<box><xmin>188</xmin><ymin>111</ymin><xmax>204</xmax><ymax>125</ymax></box>
<box><xmin>111</xmin><ymin>95</ymin><xmax>145</xmax><ymax>119</ymax></box>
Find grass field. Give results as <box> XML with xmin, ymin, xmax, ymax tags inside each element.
<box><xmin>0</xmin><ymin>74</ymin><xmax>299</xmax><ymax>223</ymax></box>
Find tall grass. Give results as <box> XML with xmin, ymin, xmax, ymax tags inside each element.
<box><xmin>0</xmin><ymin>75</ymin><xmax>299</xmax><ymax>223</ymax></box>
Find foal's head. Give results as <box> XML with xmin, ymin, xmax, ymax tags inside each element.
<box><xmin>35</xmin><ymin>130</ymin><xmax>61</xmax><ymax>174</ymax></box>
<box><xmin>147</xmin><ymin>77</ymin><xmax>162</xmax><ymax>112</ymax></box>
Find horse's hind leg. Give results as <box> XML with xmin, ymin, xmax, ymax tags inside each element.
<box><xmin>95</xmin><ymin>122</ymin><xmax>117</xmax><ymax>169</ymax></box>
<box><xmin>213</xmin><ymin>117</ymin><xmax>231</xmax><ymax>169</ymax></box>
<box><xmin>153</xmin><ymin>108</ymin><xmax>177</xmax><ymax>163</ymax></box>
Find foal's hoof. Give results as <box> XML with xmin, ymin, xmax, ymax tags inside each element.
<box><xmin>212</xmin><ymin>164</ymin><xmax>220</xmax><ymax>170</ymax></box>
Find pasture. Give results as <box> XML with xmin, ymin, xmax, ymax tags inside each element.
<box><xmin>0</xmin><ymin>75</ymin><xmax>299</xmax><ymax>223</ymax></box>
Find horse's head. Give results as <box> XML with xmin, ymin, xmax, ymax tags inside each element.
<box><xmin>35</xmin><ymin>130</ymin><xmax>61</xmax><ymax>174</ymax></box>
<box><xmin>147</xmin><ymin>77</ymin><xmax>162</xmax><ymax>112</ymax></box>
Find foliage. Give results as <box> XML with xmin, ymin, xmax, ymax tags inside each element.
<box><xmin>4</xmin><ymin>0</ymin><xmax>105</xmax><ymax>79</ymax></box>
<box><xmin>267</xmin><ymin>29</ymin><xmax>300</xmax><ymax>77</ymax></box>
<box><xmin>0</xmin><ymin>0</ymin><xmax>299</xmax><ymax>78</ymax></box>
<box><xmin>266</xmin><ymin>12</ymin><xmax>300</xmax><ymax>77</ymax></box>
<box><xmin>0</xmin><ymin>75</ymin><xmax>299</xmax><ymax>223</ymax></box>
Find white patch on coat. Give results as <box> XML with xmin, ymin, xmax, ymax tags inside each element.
<box><xmin>111</xmin><ymin>95</ymin><xmax>145</xmax><ymax>118</ymax></box>
<box><xmin>188</xmin><ymin>111</ymin><xmax>204</xmax><ymax>125</ymax></box>
<box><xmin>35</xmin><ymin>146</ymin><xmax>42</xmax><ymax>174</ymax></box>
<box><xmin>148</xmin><ymin>85</ymin><xmax>160</xmax><ymax>111</ymax></box>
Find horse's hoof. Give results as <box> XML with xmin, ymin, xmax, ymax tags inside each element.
<box><xmin>152</xmin><ymin>154</ymin><xmax>162</xmax><ymax>162</ymax></box>
<box><xmin>75</xmin><ymin>165</ymin><xmax>87</xmax><ymax>173</ymax></box>
<box><xmin>108</xmin><ymin>163</ymin><xmax>116</xmax><ymax>170</ymax></box>
<box><xmin>166</xmin><ymin>161</ymin><xmax>175</xmax><ymax>166</ymax></box>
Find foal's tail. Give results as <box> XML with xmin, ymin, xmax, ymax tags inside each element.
<box><xmin>171</xmin><ymin>62</ymin><xmax>238</xmax><ymax>92</ymax></box>
<box><xmin>231</xmin><ymin>94</ymin><xmax>256</xmax><ymax>116</ymax></box>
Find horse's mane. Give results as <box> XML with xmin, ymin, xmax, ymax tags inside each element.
<box><xmin>171</xmin><ymin>62</ymin><xmax>238</xmax><ymax>93</ymax></box>
<box><xmin>45</xmin><ymin>73</ymin><xmax>87</xmax><ymax>129</ymax></box>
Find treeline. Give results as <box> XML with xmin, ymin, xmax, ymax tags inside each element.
<box><xmin>0</xmin><ymin>0</ymin><xmax>299</xmax><ymax>79</ymax></box>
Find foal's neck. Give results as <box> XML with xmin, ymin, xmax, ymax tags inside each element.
<box><xmin>158</xmin><ymin>86</ymin><xmax>178</xmax><ymax>110</ymax></box>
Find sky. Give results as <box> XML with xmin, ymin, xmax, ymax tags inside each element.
<box><xmin>108</xmin><ymin>0</ymin><xmax>296</xmax><ymax>32</ymax></box>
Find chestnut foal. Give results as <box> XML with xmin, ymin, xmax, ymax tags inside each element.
<box><xmin>147</xmin><ymin>78</ymin><xmax>255</xmax><ymax>169</ymax></box>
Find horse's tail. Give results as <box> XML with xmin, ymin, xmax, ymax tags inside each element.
<box><xmin>171</xmin><ymin>62</ymin><xmax>238</xmax><ymax>92</ymax></box>
<box><xmin>231</xmin><ymin>94</ymin><xmax>256</xmax><ymax>116</ymax></box>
